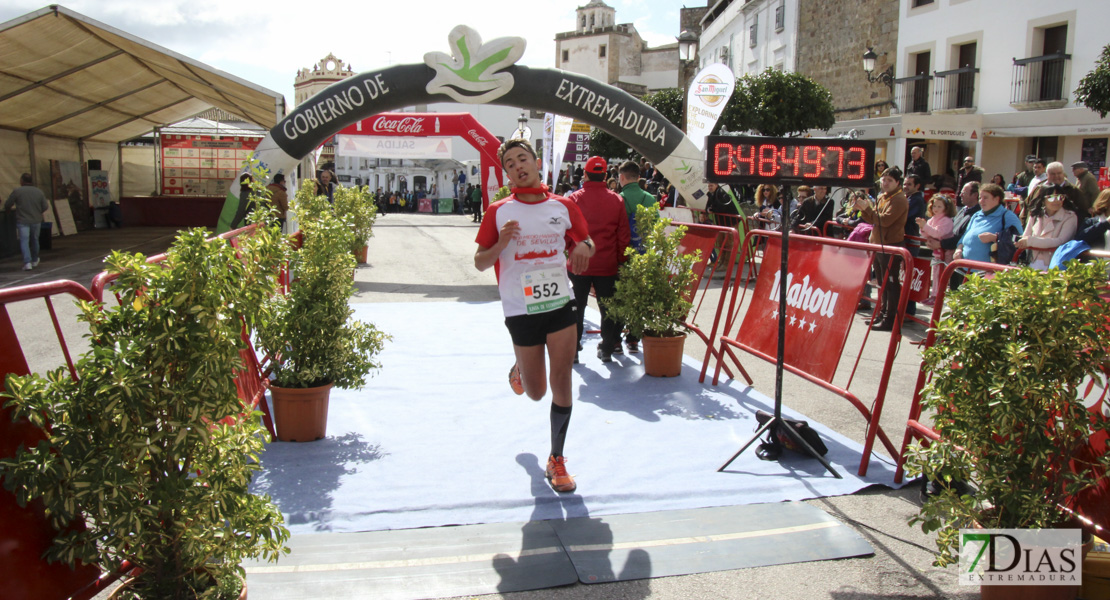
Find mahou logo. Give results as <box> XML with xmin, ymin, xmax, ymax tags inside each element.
<box><xmin>373</xmin><ymin>116</ymin><xmax>425</xmax><ymax>134</ymax></box>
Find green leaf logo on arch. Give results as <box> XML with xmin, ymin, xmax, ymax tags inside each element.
<box><xmin>424</xmin><ymin>25</ymin><xmax>525</xmax><ymax>104</ymax></box>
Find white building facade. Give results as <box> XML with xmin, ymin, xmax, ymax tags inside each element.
<box><xmin>826</xmin><ymin>0</ymin><xmax>1110</xmax><ymax>187</ymax></box>
<box><xmin>555</xmin><ymin>0</ymin><xmax>680</xmax><ymax>95</ymax></box>
<box><xmin>700</xmin><ymin>0</ymin><xmax>800</xmax><ymax>77</ymax></box>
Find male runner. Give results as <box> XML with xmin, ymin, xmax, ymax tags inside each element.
<box><xmin>474</xmin><ymin>139</ymin><xmax>595</xmax><ymax>493</ymax></box>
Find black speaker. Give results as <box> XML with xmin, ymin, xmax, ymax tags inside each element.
<box><xmin>87</xmin><ymin>159</ymin><xmax>101</xmax><ymax>171</ymax></box>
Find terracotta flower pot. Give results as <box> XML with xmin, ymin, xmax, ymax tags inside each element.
<box><xmin>354</xmin><ymin>245</ymin><xmax>368</xmax><ymax>263</ymax></box>
<box><xmin>641</xmin><ymin>333</ymin><xmax>686</xmax><ymax>377</ymax></box>
<box><xmin>270</xmin><ymin>382</ymin><xmax>333</xmax><ymax>442</ymax></box>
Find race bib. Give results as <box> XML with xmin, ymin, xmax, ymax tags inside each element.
<box><xmin>520</xmin><ymin>266</ymin><xmax>570</xmax><ymax>314</ymax></box>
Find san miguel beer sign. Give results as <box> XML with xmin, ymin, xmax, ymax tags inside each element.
<box><xmin>737</xmin><ymin>237</ymin><xmax>871</xmax><ymax>382</ymax></box>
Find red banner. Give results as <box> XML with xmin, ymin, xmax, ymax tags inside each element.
<box><xmin>737</xmin><ymin>237</ymin><xmax>871</xmax><ymax>382</ymax></box>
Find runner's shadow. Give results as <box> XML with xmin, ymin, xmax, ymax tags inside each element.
<box><xmin>574</xmin><ymin>363</ymin><xmax>746</xmax><ymax>423</ymax></box>
<box><xmin>492</xmin><ymin>453</ymin><xmax>651</xmax><ymax>595</ymax></box>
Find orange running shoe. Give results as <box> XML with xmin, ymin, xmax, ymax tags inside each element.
<box><xmin>545</xmin><ymin>455</ymin><xmax>577</xmax><ymax>493</ymax></box>
<box><xmin>508</xmin><ymin>364</ymin><xmax>524</xmax><ymax>395</ymax></box>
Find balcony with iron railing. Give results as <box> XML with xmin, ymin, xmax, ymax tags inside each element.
<box><xmin>1010</xmin><ymin>53</ymin><xmax>1071</xmax><ymax>110</ymax></box>
<box><xmin>932</xmin><ymin>66</ymin><xmax>979</xmax><ymax>113</ymax></box>
<box><xmin>892</xmin><ymin>74</ymin><xmax>933</xmax><ymax>115</ymax></box>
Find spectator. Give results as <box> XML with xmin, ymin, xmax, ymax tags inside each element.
<box><xmin>1077</xmin><ymin>189</ymin><xmax>1110</xmax><ymax>250</ymax></box>
<box><xmin>1026</xmin><ymin>161</ymin><xmax>1088</xmax><ymax>222</ymax></box>
<box><xmin>954</xmin><ymin>183</ymin><xmax>1022</xmax><ymax>264</ymax></box>
<box><xmin>906</xmin><ymin>146</ymin><xmax>932</xmax><ymax>189</ymax></box>
<box><xmin>854</xmin><ymin>167</ymin><xmax>908</xmax><ymax>331</ymax></box>
<box><xmin>755</xmin><ymin>183</ymin><xmax>782</xmax><ymax>230</ymax></box>
<box><xmin>1019</xmin><ymin>182</ymin><xmax>1079</xmax><ymax>270</ymax></box>
<box><xmin>871</xmin><ymin>160</ymin><xmax>889</xmax><ymax>197</ymax></box>
<box><xmin>956</xmin><ymin>156</ymin><xmax>984</xmax><ymax>194</ymax></box>
<box><xmin>706</xmin><ymin>182</ymin><xmax>740</xmax><ymax>218</ymax></box>
<box><xmin>932</xmin><ymin>181</ymin><xmax>981</xmax><ymax>290</ymax></box>
<box><xmin>1072</xmin><ymin>161</ymin><xmax>1101</xmax><ymax>212</ymax></box>
<box><xmin>566</xmin><ymin>156</ymin><xmax>630</xmax><ymax>363</ymax></box>
<box><xmin>4</xmin><ymin>172</ymin><xmax>50</xmax><ymax>271</ymax></box>
<box><xmin>795</xmin><ymin>185</ymin><xmax>835</xmax><ymax>236</ymax></box>
<box><xmin>315</xmin><ymin>169</ymin><xmax>336</xmax><ymax>203</ymax></box>
<box><xmin>470</xmin><ymin>184</ymin><xmax>483</xmax><ymax>223</ymax></box>
<box><xmin>903</xmin><ymin>174</ymin><xmax>927</xmax><ymax>237</ymax></box>
<box><xmin>1025</xmin><ymin>158</ymin><xmax>1049</xmax><ymax>199</ymax></box>
<box><xmin>230</xmin><ymin>173</ymin><xmax>253</xmax><ymax>230</ymax></box>
<box><xmin>916</xmin><ymin>193</ymin><xmax>957</xmax><ymax>306</ymax></box>
<box><xmin>1014</xmin><ymin>155</ymin><xmax>1037</xmax><ymax>189</ymax></box>
<box><xmin>990</xmin><ymin>173</ymin><xmax>1007</xmax><ymax>187</ymax></box>
<box><xmin>266</xmin><ymin>174</ymin><xmax>289</xmax><ymax>231</ymax></box>
<box><xmin>617</xmin><ymin>159</ymin><xmax>657</xmax><ymax>354</ymax></box>
<box><xmin>607</xmin><ymin>178</ymin><xmax>620</xmax><ymax>192</ymax></box>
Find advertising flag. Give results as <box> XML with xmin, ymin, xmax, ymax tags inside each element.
<box><xmin>686</xmin><ymin>63</ymin><xmax>736</xmax><ymax>151</ymax></box>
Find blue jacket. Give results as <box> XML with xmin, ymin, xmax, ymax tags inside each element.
<box><xmin>959</xmin><ymin>204</ymin><xmax>1022</xmax><ymax>262</ymax></box>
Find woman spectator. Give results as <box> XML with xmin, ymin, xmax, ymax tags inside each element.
<box><xmin>990</xmin><ymin>173</ymin><xmax>1007</xmax><ymax>187</ymax></box>
<box><xmin>954</xmin><ymin>183</ymin><xmax>1022</xmax><ymax>263</ymax></box>
<box><xmin>754</xmin><ymin>183</ymin><xmax>781</xmax><ymax>230</ymax></box>
<box><xmin>872</xmin><ymin>160</ymin><xmax>889</xmax><ymax>197</ymax></box>
<box><xmin>607</xmin><ymin>178</ymin><xmax>620</xmax><ymax>192</ymax></box>
<box><xmin>915</xmin><ymin>193</ymin><xmax>957</xmax><ymax>305</ymax></box>
<box><xmin>1018</xmin><ymin>183</ymin><xmax>1079</xmax><ymax>269</ymax></box>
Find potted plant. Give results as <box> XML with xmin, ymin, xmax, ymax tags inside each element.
<box><xmin>0</xmin><ymin>227</ymin><xmax>290</xmax><ymax>599</ymax></box>
<box><xmin>258</xmin><ymin>186</ymin><xmax>389</xmax><ymax>442</ymax></box>
<box><xmin>602</xmin><ymin>205</ymin><xmax>698</xmax><ymax>377</ymax></box>
<box><xmin>907</xmin><ymin>262</ymin><xmax>1110</xmax><ymax>597</ymax></box>
<box><xmin>332</xmin><ymin>184</ymin><xmax>378</xmax><ymax>263</ymax></box>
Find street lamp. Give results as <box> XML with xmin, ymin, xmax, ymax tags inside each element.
<box><xmin>862</xmin><ymin>47</ymin><xmax>894</xmax><ymax>92</ymax></box>
<box><xmin>677</xmin><ymin>30</ymin><xmax>698</xmax><ymax>63</ymax></box>
<box><xmin>513</xmin><ymin>111</ymin><xmax>531</xmax><ymax>140</ymax></box>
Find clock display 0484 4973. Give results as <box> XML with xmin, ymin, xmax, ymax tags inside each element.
<box><xmin>706</xmin><ymin>136</ymin><xmax>877</xmax><ymax>187</ymax></box>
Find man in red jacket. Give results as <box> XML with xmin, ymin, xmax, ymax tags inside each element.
<box><xmin>566</xmin><ymin>156</ymin><xmax>631</xmax><ymax>363</ymax></box>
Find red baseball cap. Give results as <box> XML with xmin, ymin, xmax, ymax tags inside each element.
<box><xmin>585</xmin><ymin>156</ymin><xmax>607</xmax><ymax>174</ymax></box>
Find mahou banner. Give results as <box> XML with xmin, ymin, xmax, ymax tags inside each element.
<box><xmin>737</xmin><ymin>237</ymin><xmax>871</xmax><ymax>382</ymax></box>
<box><xmin>685</xmin><ymin>63</ymin><xmax>736</xmax><ymax>151</ymax></box>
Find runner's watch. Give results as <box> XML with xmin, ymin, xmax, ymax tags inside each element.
<box><xmin>580</xmin><ymin>238</ymin><xmax>594</xmax><ymax>251</ymax></box>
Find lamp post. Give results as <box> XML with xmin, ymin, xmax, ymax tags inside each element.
<box><xmin>677</xmin><ymin>30</ymin><xmax>699</xmax><ymax>132</ymax></box>
<box><xmin>862</xmin><ymin>47</ymin><xmax>894</xmax><ymax>92</ymax></box>
<box><xmin>513</xmin><ymin>111</ymin><xmax>531</xmax><ymax>141</ymax></box>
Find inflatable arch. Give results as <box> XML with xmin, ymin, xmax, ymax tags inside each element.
<box><xmin>251</xmin><ymin>25</ymin><xmax>707</xmax><ymax>209</ymax></box>
<box><xmin>335</xmin><ymin>112</ymin><xmax>505</xmax><ymax>207</ymax></box>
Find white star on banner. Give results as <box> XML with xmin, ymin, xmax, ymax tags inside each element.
<box><xmin>799</xmin><ymin>317</ymin><xmax>808</xmax><ymax>330</ymax></box>
<box><xmin>809</xmin><ymin>321</ymin><xmax>817</xmax><ymax>333</ymax></box>
<box><xmin>769</xmin><ymin>309</ymin><xmax>778</xmax><ymax>320</ymax></box>
<box><xmin>789</xmin><ymin>314</ymin><xmax>797</xmax><ymax>326</ymax></box>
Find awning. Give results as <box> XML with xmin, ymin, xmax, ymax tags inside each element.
<box><xmin>982</xmin><ymin>107</ymin><xmax>1110</xmax><ymax>137</ymax></box>
<box><xmin>0</xmin><ymin>5</ymin><xmax>285</xmax><ymax>144</ymax></box>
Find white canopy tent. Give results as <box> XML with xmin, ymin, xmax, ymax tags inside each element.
<box><xmin>0</xmin><ymin>5</ymin><xmax>285</xmax><ymax>203</ymax></box>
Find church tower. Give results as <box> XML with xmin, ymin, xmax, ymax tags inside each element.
<box><xmin>293</xmin><ymin>54</ymin><xmax>355</xmax><ymax>176</ymax></box>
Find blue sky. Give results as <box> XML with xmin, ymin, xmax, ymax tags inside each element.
<box><xmin>0</xmin><ymin>1</ymin><xmax>689</xmax><ymax>107</ymax></box>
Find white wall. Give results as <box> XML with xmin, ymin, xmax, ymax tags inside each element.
<box><xmin>899</xmin><ymin>0</ymin><xmax>1107</xmax><ymax>115</ymax></box>
<box><xmin>700</xmin><ymin>0</ymin><xmax>799</xmax><ymax>77</ymax></box>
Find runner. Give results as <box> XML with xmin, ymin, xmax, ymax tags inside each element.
<box><xmin>474</xmin><ymin>139</ymin><xmax>595</xmax><ymax>493</ymax></box>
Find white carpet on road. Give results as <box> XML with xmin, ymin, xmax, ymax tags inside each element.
<box><xmin>251</xmin><ymin>301</ymin><xmax>902</xmax><ymax>535</ymax></box>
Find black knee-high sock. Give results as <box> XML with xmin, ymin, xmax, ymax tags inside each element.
<box><xmin>550</xmin><ymin>404</ymin><xmax>572</xmax><ymax>458</ymax></box>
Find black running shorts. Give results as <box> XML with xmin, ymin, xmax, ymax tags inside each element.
<box><xmin>504</xmin><ymin>301</ymin><xmax>577</xmax><ymax>347</ymax></box>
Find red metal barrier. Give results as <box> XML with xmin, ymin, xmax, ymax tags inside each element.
<box><xmin>711</xmin><ymin>229</ymin><xmax>914</xmax><ymax>477</ymax></box>
<box><xmin>894</xmin><ymin>258</ymin><xmax>1110</xmax><ymax>531</ymax></box>
<box><xmin>0</xmin><ymin>281</ymin><xmax>103</xmax><ymax>600</ymax></box>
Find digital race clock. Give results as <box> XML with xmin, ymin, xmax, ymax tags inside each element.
<box><xmin>706</xmin><ymin>135</ymin><xmax>877</xmax><ymax>187</ymax></box>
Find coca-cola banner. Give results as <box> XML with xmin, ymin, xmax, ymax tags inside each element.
<box><xmin>909</xmin><ymin>255</ymin><xmax>932</xmax><ymax>303</ymax></box>
<box><xmin>336</xmin><ymin>135</ymin><xmax>453</xmax><ymax>159</ymax></box>
<box><xmin>250</xmin><ymin>25</ymin><xmax>707</xmax><ymax>212</ymax></box>
<box><xmin>737</xmin><ymin>237</ymin><xmax>871</xmax><ymax>382</ymax></box>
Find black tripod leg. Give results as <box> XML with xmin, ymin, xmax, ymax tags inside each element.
<box><xmin>717</xmin><ymin>417</ymin><xmax>777</xmax><ymax>472</ymax></box>
<box><xmin>776</xmin><ymin>420</ymin><xmax>843</xmax><ymax>479</ymax></box>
